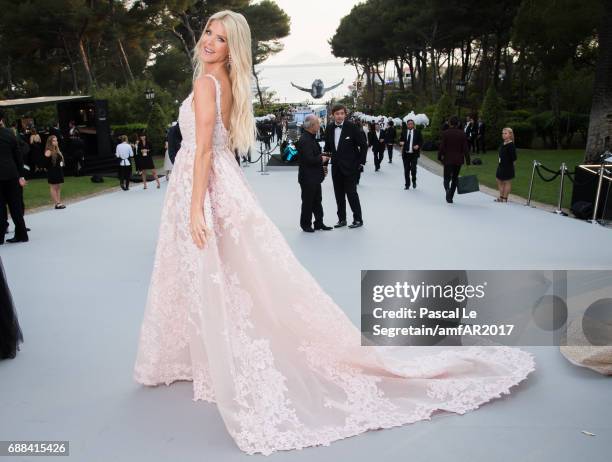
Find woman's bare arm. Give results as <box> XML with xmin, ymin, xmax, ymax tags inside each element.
<box><xmin>190</xmin><ymin>75</ymin><xmax>217</xmax><ymax>248</ymax></box>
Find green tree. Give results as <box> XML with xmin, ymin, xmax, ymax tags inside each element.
<box><xmin>431</xmin><ymin>93</ymin><xmax>456</xmax><ymax>139</ymax></box>
<box><xmin>585</xmin><ymin>0</ymin><xmax>612</xmax><ymax>161</ymax></box>
<box><xmin>244</xmin><ymin>0</ymin><xmax>290</xmax><ymax>107</ymax></box>
<box><xmin>480</xmin><ymin>85</ymin><xmax>505</xmax><ymax>149</ymax></box>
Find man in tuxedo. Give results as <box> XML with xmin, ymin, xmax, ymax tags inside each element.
<box><xmin>0</xmin><ymin>111</ymin><xmax>29</xmax><ymax>244</ymax></box>
<box><xmin>383</xmin><ymin>120</ymin><xmax>396</xmax><ymax>163</ymax></box>
<box><xmin>368</xmin><ymin>122</ymin><xmax>385</xmax><ymax>172</ymax></box>
<box><xmin>324</xmin><ymin>104</ymin><xmax>367</xmax><ymax>228</ymax></box>
<box><xmin>464</xmin><ymin>116</ymin><xmax>476</xmax><ymax>153</ymax></box>
<box><xmin>296</xmin><ymin>114</ymin><xmax>332</xmax><ymax>232</ymax></box>
<box><xmin>476</xmin><ymin>117</ymin><xmax>486</xmax><ymax>154</ymax></box>
<box><xmin>438</xmin><ymin>116</ymin><xmax>470</xmax><ymax>203</ymax></box>
<box><xmin>399</xmin><ymin>119</ymin><xmax>423</xmax><ymax>189</ymax></box>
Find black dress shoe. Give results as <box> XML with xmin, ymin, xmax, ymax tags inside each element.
<box><xmin>7</xmin><ymin>236</ymin><xmax>28</xmax><ymax>243</ymax></box>
<box><xmin>405</xmin><ymin>185</ymin><xmax>410</xmax><ymax>190</ymax></box>
<box><xmin>334</xmin><ymin>220</ymin><xmax>347</xmax><ymax>228</ymax></box>
<box><xmin>301</xmin><ymin>227</ymin><xmax>315</xmax><ymax>233</ymax></box>
<box><xmin>314</xmin><ymin>224</ymin><xmax>333</xmax><ymax>231</ymax></box>
<box><xmin>348</xmin><ymin>220</ymin><xmax>363</xmax><ymax>228</ymax></box>
<box><xmin>413</xmin><ymin>180</ymin><xmax>417</xmax><ymax>188</ymax></box>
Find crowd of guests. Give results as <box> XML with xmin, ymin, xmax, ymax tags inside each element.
<box><xmin>112</xmin><ymin>122</ymin><xmax>184</xmax><ymax>191</ymax></box>
<box><xmin>256</xmin><ymin>116</ymin><xmax>285</xmax><ymax>152</ymax></box>
<box><xmin>0</xmin><ymin>110</ymin><xmax>87</xmax><ymax>245</ymax></box>
<box><xmin>295</xmin><ymin>104</ymin><xmax>517</xmax><ymax>231</ymax></box>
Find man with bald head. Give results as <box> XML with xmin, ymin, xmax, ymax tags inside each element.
<box><xmin>296</xmin><ymin>114</ymin><xmax>332</xmax><ymax>232</ymax></box>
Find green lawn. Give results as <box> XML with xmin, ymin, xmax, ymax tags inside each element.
<box><xmin>423</xmin><ymin>148</ymin><xmax>585</xmax><ymax>208</ymax></box>
<box><xmin>24</xmin><ymin>156</ymin><xmax>166</xmax><ymax>210</ymax></box>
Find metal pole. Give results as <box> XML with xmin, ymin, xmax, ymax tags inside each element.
<box><xmin>260</xmin><ymin>142</ymin><xmax>269</xmax><ymax>176</ymax></box>
<box><xmin>554</xmin><ymin>162</ymin><xmax>567</xmax><ymax>215</ymax></box>
<box><xmin>258</xmin><ymin>143</ymin><xmax>265</xmax><ymax>173</ymax></box>
<box><xmin>590</xmin><ymin>163</ymin><xmax>605</xmax><ymax>224</ymax></box>
<box><xmin>526</xmin><ymin>160</ymin><xmax>539</xmax><ymax>207</ymax></box>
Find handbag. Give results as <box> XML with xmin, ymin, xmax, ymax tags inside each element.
<box><xmin>457</xmin><ymin>174</ymin><xmax>479</xmax><ymax>194</ymax></box>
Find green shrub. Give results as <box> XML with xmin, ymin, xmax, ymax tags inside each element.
<box><xmin>146</xmin><ymin>103</ymin><xmax>169</xmax><ymax>156</ymax></box>
<box><xmin>527</xmin><ymin>111</ymin><xmax>589</xmax><ymax>148</ymax></box>
<box><xmin>509</xmin><ymin>121</ymin><xmax>535</xmax><ymax>148</ymax></box>
<box><xmin>431</xmin><ymin>93</ymin><xmax>456</xmax><ymax>140</ymax></box>
<box><xmin>93</xmin><ymin>79</ymin><xmax>176</xmax><ymax>126</ymax></box>
<box><xmin>111</xmin><ymin>123</ymin><xmax>147</xmax><ymax>137</ymax></box>
<box><xmin>505</xmin><ymin>109</ymin><xmax>533</xmax><ymax>122</ymax></box>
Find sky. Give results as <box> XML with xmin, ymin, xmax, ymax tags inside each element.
<box><xmin>261</xmin><ymin>0</ymin><xmax>359</xmax><ymax>66</ymax></box>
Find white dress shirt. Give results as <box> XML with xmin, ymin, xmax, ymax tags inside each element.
<box><xmin>116</xmin><ymin>142</ymin><xmax>134</xmax><ymax>166</ymax></box>
<box><xmin>406</xmin><ymin>129</ymin><xmax>414</xmax><ymax>153</ymax></box>
<box><xmin>334</xmin><ymin>124</ymin><xmax>343</xmax><ymax>150</ymax></box>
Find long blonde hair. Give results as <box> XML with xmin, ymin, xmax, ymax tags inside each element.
<box><xmin>45</xmin><ymin>135</ymin><xmax>64</xmax><ymax>166</ymax></box>
<box><xmin>192</xmin><ymin>10</ymin><xmax>256</xmax><ymax>154</ymax></box>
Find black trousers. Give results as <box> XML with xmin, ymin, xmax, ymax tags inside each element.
<box><xmin>332</xmin><ymin>168</ymin><xmax>362</xmax><ymax>222</ymax></box>
<box><xmin>386</xmin><ymin>144</ymin><xmax>394</xmax><ymax>161</ymax></box>
<box><xmin>0</xmin><ymin>178</ymin><xmax>28</xmax><ymax>241</ymax></box>
<box><xmin>443</xmin><ymin>164</ymin><xmax>462</xmax><ymax>198</ymax></box>
<box><xmin>118</xmin><ymin>165</ymin><xmax>132</xmax><ymax>188</ymax></box>
<box><xmin>373</xmin><ymin>147</ymin><xmax>384</xmax><ymax>170</ymax></box>
<box><xmin>476</xmin><ymin>136</ymin><xmax>486</xmax><ymax>154</ymax></box>
<box><xmin>467</xmin><ymin>137</ymin><xmax>476</xmax><ymax>153</ymax></box>
<box><xmin>402</xmin><ymin>153</ymin><xmax>418</xmax><ymax>187</ymax></box>
<box><xmin>299</xmin><ymin>182</ymin><xmax>324</xmax><ymax>229</ymax></box>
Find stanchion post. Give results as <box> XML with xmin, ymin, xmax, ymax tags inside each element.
<box><xmin>260</xmin><ymin>142</ymin><xmax>269</xmax><ymax>176</ymax></box>
<box><xmin>526</xmin><ymin>160</ymin><xmax>539</xmax><ymax>207</ymax></box>
<box><xmin>554</xmin><ymin>162</ymin><xmax>567</xmax><ymax>215</ymax></box>
<box><xmin>590</xmin><ymin>163</ymin><xmax>605</xmax><ymax>224</ymax></box>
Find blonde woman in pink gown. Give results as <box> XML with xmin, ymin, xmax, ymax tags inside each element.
<box><xmin>133</xmin><ymin>10</ymin><xmax>536</xmax><ymax>456</ymax></box>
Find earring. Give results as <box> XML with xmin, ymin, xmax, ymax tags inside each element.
<box><xmin>227</xmin><ymin>54</ymin><xmax>232</xmax><ymax>66</ymax></box>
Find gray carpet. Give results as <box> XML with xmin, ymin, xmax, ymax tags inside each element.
<box><xmin>0</xmin><ymin>150</ymin><xmax>610</xmax><ymax>461</ymax></box>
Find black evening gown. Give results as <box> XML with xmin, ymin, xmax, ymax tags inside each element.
<box><xmin>0</xmin><ymin>257</ymin><xmax>24</xmax><ymax>360</ymax></box>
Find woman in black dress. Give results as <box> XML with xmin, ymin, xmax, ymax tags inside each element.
<box><xmin>0</xmin><ymin>256</ymin><xmax>23</xmax><ymax>360</ymax></box>
<box><xmin>29</xmin><ymin>127</ymin><xmax>44</xmax><ymax>174</ymax></box>
<box><xmin>495</xmin><ymin>127</ymin><xmax>517</xmax><ymax>203</ymax></box>
<box><xmin>44</xmin><ymin>135</ymin><xmax>66</xmax><ymax>209</ymax></box>
<box><xmin>136</xmin><ymin>134</ymin><xmax>160</xmax><ymax>189</ymax></box>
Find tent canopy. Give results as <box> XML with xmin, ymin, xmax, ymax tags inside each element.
<box><xmin>0</xmin><ymin>95</ymin><xmax>92</xmax><ymax>108</ymax></box>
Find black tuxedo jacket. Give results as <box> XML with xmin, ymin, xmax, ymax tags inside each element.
<box><xmin>400</xmin><ymin>127</ymin><xmax>424</xmax><ymax>157</ymax></box>
<box><xmin>383</xmin><ymin>126</ymin><xmax>396</xmax><ymax>144</ymax></box>
<box><xmin>0</xmin><ymin>127</ymin><xmax>25</xmax><ymax>180</ymax></box>
<box><xmin>296</xmin><ymin>130</ymin><xmax>324</xmax><ymax>184</ymax></box>
<box><xmin>367</xmin><ymin>129</ymin><xmax>385</xmax><ymax>152</ymax></box>
<box><xmin>324</xmin><ymin>120</ymin><xmax>367</xmax><ymax>176</ymax></box>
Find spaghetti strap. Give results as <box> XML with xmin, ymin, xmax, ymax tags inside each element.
<box><xmin>202</xmin><ymin>73</ymin><xmax>222</xmax><ymax>116</ymax></box>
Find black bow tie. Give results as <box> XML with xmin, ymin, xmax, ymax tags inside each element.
<box><xmin>335</xmin><ymin>124</ymin><xmax>343</xmax><ymax>128</ymax></box>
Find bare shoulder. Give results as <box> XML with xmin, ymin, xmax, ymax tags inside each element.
<box><xmin>193</xmin><ymin>75</ymin><xmax>216</xmax><ymax>101</ymax></box>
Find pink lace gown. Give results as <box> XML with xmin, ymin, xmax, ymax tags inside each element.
<box><xmin>133</xmin><ymin>73</ymin><xmax>536</xmax><ymax>456</ymax></box>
